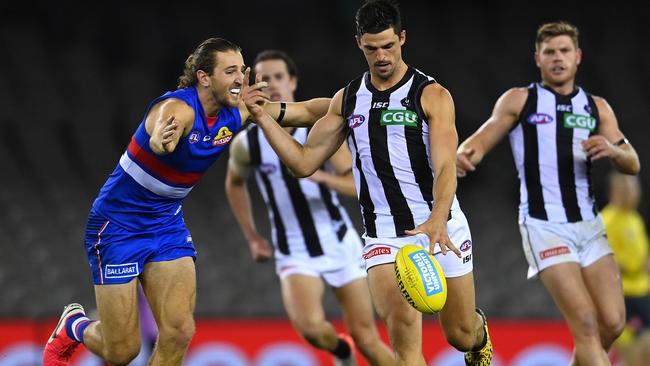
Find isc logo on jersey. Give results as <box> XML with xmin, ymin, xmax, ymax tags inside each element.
<box><xmin>564</xmin><ymin>113</ymin><xmax>596</xmax><ymax>131</ymax></box>
<box><xmin>380</xmin><ymin>109</ymin><xmax>418</xmax><ymax>127</ymax></box>
<box><xmin>394</xmin><ymin>244</ymin><xmax>447</xmax><ymax>314</ymax></box>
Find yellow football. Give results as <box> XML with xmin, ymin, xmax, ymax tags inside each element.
<box><xmin>394</xmin><ymin>244</ymin><xmax>447</xmax><ymax>314</ymax></box>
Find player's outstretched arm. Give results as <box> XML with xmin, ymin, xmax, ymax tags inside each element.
<box><xmin>456</xmin><ymin>88</ymin><xmax>527</xmax><ymax>176</ymax></box>
<box><xmin>225</xmin><ymin>135</ymin><xmax>273</xmax><ymax>262</ymax></box>
<box><xmin>247</xmin><ymin>88</ymin><xmax>349</xmax><ymax>177</ymax></box>
<box><xmin>308</xmin><ymin>140</ymin><xmax>357</xmax><ymax>198</ymax></box>
<box><xmin>583</xmin><ymin>96</ymin><xmax>640</xmax><ymax>175</ymax></box>
<box><xmin>264</xmin><ymin>98</ymin><xmax>332</xmax><ymax>128</ymax></box>
<box><xmin>405</xmin><ymin>84</ymin><xmax>460</xmax><ymax>257</ymax></box>
<box><xmin>146</xmin><ymin>99</ymin><xmax>195</xmax><ymax>155</ymax></box>
<box><xmin>237</xmin><ymin>67</ymin><xmax>330</xmax><ymax>127</ymax></box>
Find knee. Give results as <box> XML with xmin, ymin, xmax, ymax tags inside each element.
<box><xmin>291</xmin><ymin>316</ymin><xmax>327</xmax><ymax>345</ymax></box>
<box><xmin>600</xmin><ymin>312</ymin><xmax>626</xmax><ymax>346</ymax></box>
<box><xmin>444</xmin><ymin>321</ymin><xmax>478</xmax><ymax>352</ymax></box>
<box><xmin>571</xmin><ymin>310</ymin><xmax>601</xmax><ymax>339</ymax></box>
<box><xmin>349</xmin><ymin>321</ymin><xmax>378</xmax><ymax>352</ymax></box>
<box><xmin>158</xmin><ymin>317</ymin><xmax>195</xmax><ymax>350</ymax></box>
<box><xmin>104</xmin><ymin>339</ymin><xmax>141</xmax><ymax>366</ymax></box>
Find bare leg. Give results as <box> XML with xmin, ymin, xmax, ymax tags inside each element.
<box><xmin>83</xmin><ymin>279</ymin><xmax>141</xmax><ymax>365</ymax></box>
<box><xmin>539</xmin><ymin>262</ymin><xmax>611</xmax><ymax>366</ymax></box>
<box><xmin>141</xmin><ymin>257</ymin><xmax>196</xmax><ymax>366</ymax></box>
<box><xmin>581</xmin><ymin>255</ymin><xmax>626</xmax><ymax>350</ymax></box>
<box><xmin>367</xmin><ymin>264</ymin><xmax>425</xmax><ymax>366</ymax></box>
<box><xmin>280</xmin><ymin>274</ymin><xmax>339</xmax><ymax>350</ymax></box>
<box><xmin>333</xmin><ymin>278</ymin><xmax>394</xmax><ymax>366</ymax></box>
<box><xmin>438</xmin><ymin>272</ymin><xmax>485</xmax><ymax>351</ymax></box>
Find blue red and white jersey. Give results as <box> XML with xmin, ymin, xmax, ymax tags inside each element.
<box><xmin>92</xmin><ymin>86</ymin><xmax>242</xmax><ymax>231</ymax></box>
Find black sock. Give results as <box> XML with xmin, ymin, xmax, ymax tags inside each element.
<box><xmin>331</xmin><ymin>337</ymin><xmax>351</xmax><ymax>359</ymax></box>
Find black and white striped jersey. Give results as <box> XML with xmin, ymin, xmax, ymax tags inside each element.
<box><xmin>509</xmin><ymin>82</ymin><xmax>599</xmax><ymax>223</ymax></box>
<box><xmin>342</xmin><ymin>66</ymin><xmax>460</xmax><ymax>238</ymax></box>
<box><xmin>243</xmin><ymin>125</ymin><xmax>355</xmax><ymax>258</ymax></box>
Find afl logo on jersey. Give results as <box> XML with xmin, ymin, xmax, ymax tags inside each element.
<box><xmin>459</xmin><ymin>240</ymin><xmax>472</xmax><ymax>252</ymax></box>
<box><xmin>527</xmin><ymin>113</ymin><xmax>554</xmax><ymax>125</ymax></box>
<box><xmin>212</xmin><ymin>126</ymin><xmax>233</xmax><ymax>146</ymax></box>
<box><xmin>348</xmin><ymin>114</ymin><xmax>365</xmax><ymax>128</ymax></box>
<box><xmin>259</xmin><ymin>163</ymin><xmax>277</xmax><ymax>175</ymax></box>
<box><xmin>188</xmin><ymin>131</ymin><xmax>200</xmax><ymax>144</ymax></box>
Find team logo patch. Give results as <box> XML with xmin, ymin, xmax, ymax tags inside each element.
<box><xmin>527</xmin><ymin>113</ymin><xmax>554</xmax><ymax>124</ymax></box>
<box><xmin>408</xmin><ymin>251</ymin><xmax>443</xmax><ymax>296</ymax></box>
<box><xmin>188</xmin><ymin>131</ymin><xmax>200</xmax><ymax>144</ymax></box>
<box><xmin>380</xmin><ymin>109</ymin><xmax>418</xmax><ymax>127</ymax></box>
<box><xmin>539</xmin><ymin>246</ymin><xmax>571</xmax><ymax>260</ymax></box>
<box><xmin>563</xmin><ymin>113</ymin><xmax>596</xmax><ymax>131</ymax></box>
<box><xmin>584</xmin><ymin>104</ymin><xmax>593</xmax><ymax>114</ymax></box>
<box><xmin>348</xmin><ymin>114</ymin><xmax>366</xmax><ymax>128</ymax></box>
<box><xmin>363</xmin><ymin>246</ymin><xmax>391</xmax><ymax>260</ymax></box>
<box><xmin>212</xmin><ymin>127</ymin><xmax>233</xmax><ymax>146</ymax></box>
<box><xmin>400</xmin><ymin>97</ymin><xmax>411</xmax><ymax>108</ymax></box>
<box><xmin>259</xmin><ymin>163</ymin><xmax>277</xmax><ymax>174</ymax></box>
<box><xmin>105</xmin><ymin>263</ymin><xmax>139</xmax><ymax>278</ymax></box>
<box><xmin>459</xmin><ymin>240</ymin><xmax>472</xmax><ymax>252</ymax></box>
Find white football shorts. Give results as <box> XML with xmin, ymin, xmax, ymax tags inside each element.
<box><xmin>361</xmin><ymin>208</ymin><xmax>473</xmax><ymax>278</ymax></box>
<box><xmin>519</xmin><ymin>214</ymin><xmax>612</xmax><ymax>279</ymax></box>
<box><xmin>274</xmin><ymin>229</ymin><xmax>366</xmax><ymax>288</ymax></box>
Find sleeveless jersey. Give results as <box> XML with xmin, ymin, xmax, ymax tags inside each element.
<box><xmin>341</xmin><ymin>66</ymin><xmax>460</xmax><ymax>238</ymax></box>
<box><xmin>92</xmin><ymin>86</ymin><xmax>242</xmax><ymax>231</ymax></box>
<box><xmin>244</xmin><ymin>126</ymin><xmax>355</xmax><ymax>258</ymax></box>
<box><xmin>509</xmin><ymin>82</ymin><xmax>599</xmax><ymax>223</ymax></box>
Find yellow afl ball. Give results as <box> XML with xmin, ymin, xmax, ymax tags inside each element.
<box><xmin>394</xmin><ymin>244</ymin><xmax>447</xmax><ymax>314</ymax></box>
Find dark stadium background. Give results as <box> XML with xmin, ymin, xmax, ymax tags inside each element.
<box><xmin>1</xmin><ymin>0</ymin><xmax>647</xmax><ymax>324</ymax></box>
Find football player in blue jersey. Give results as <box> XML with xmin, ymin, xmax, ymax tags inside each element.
<box><xmin>43</xmin><ymin>38</ymin><xmax>330</xmax><ymax>366</ymax></box>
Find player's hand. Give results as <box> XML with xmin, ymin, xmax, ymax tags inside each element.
<box><xmin>248</xmin><ymin>233</ymin><xmax>273</xmax><ymax>262</ymax></box>
<box><xmin>582</xmin><ymin>135</ymin><xmax>620</xmax><ymax>161</ymax></box>
<box><xmin>456</xmin><ymin>146</ymin><xmax>477</xmax><ymax>177</ymax></box>
<box><xmin>151</xmin><ymin>115</ymin><xmax>181</xmax><ymax>154</ymax></box>
<box><xmin>241</xmin><ymin>67</ymin><xmax>270</xmax><ymax>120</ymax></box>
<box><xmin>404</xmin><ymin>216</ymin><xmax>461</xmax><ymax>258</ymax></box>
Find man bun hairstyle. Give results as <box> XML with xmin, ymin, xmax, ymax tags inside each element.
<box><xmin>177</xmin><ymin>37</ymin><xmax>241</xmax><ymax>89</ymax></box>
<box><xmin>355</xmin><ymin>0</ymin><xmax>402</xmax><ymax>36</ymax></box>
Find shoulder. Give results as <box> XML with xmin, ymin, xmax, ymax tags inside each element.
<box><xmin>150</xmin><ymin>97</ymin><xmax>195</xmax><ymax>122</ymax></box>
<box><xmin>501</xmin><ymin>87</ymin><xmax>529</xmax><ymax>104</ymax></box>
<box><xmin>420</xmin><ymin>83</ymin><xmax>453</xmax><ymax>106</ymax></box>
<box><xmin>228</xmin><ymin>127</ymin><xmax>252</xmax><ymax>161</ymax></box>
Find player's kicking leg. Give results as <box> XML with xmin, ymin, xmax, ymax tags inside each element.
<box><xmin>368</xmin><ymin>263</ymin><xmax>425</xmax><ymax>365</ymax></box>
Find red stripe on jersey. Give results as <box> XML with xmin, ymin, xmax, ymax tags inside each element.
<box><xmin>127</xmin><ymin>137</ymin><xmax>202</xmax><ymax>186</ymax></box>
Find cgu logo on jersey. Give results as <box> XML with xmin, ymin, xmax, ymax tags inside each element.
<box><xmin>564</xmin><ymin>113</ymin><xmax>596</xmax><ymax>131</ymax></box>
<box><xmin>212</xmin><ymin>127</ymin><xmax>233</xmax><ymax>146</ymax></box>
<box><xmin>348</xmin><ymin>114</ymin><xmax>366</xmax><ymax>128</ymax></box>
<box><xmin>527</xmin><ymin>113</ymin><xmax>554</xmax><ymax>125</ymax></box>
<box><xmin>380</xmin><ymin>109</ymin><xmax>418</xmax><ymax>127</ymax></box>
